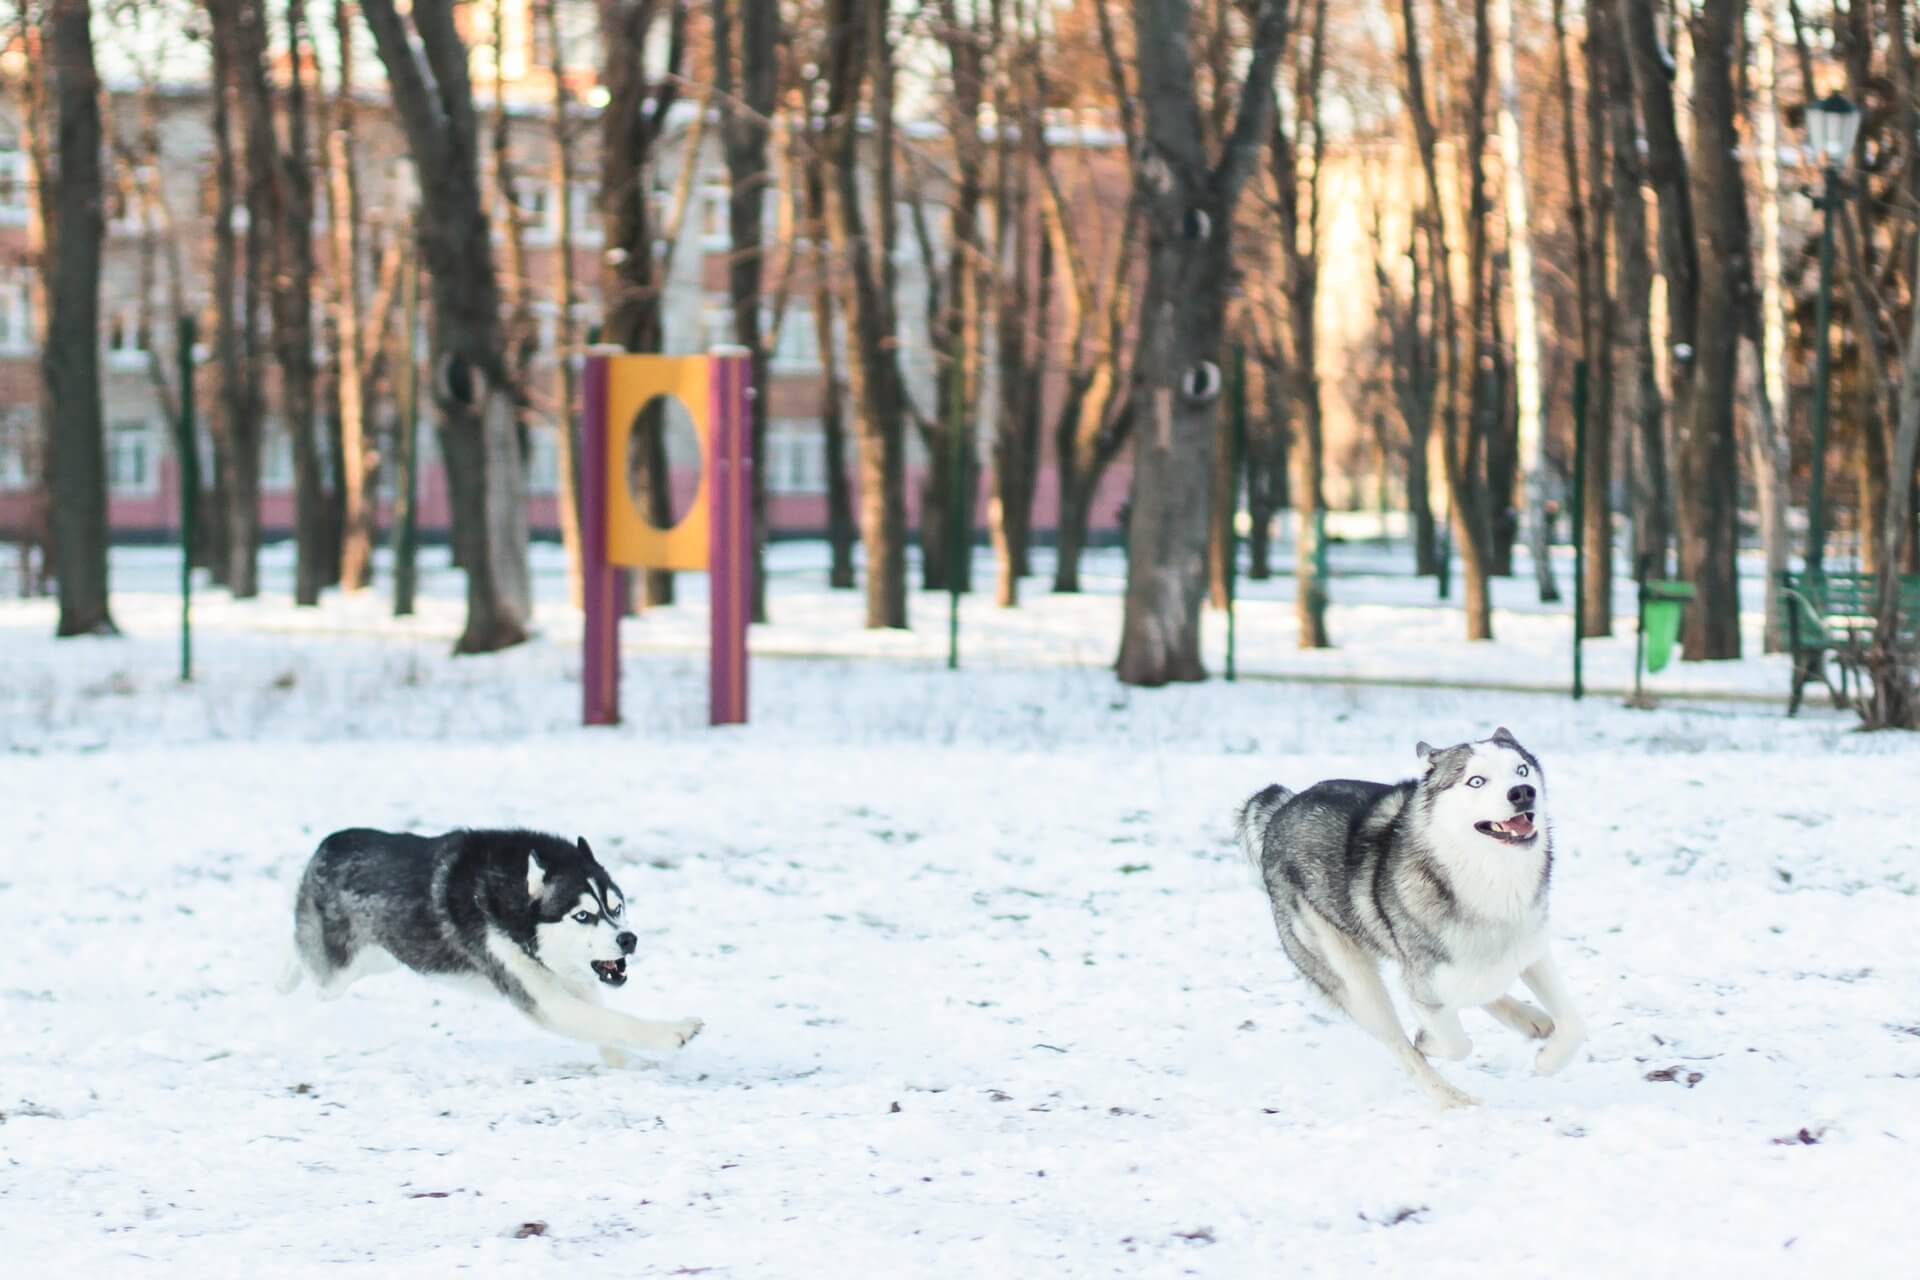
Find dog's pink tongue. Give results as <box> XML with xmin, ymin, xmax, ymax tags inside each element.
<box><xmin>1504</xmin><ymin>814</ymin><xmax>1535</xmax><ymax>838</ymax></box>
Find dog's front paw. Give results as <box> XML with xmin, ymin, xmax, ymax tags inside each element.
<box><xmin>1428</xmin><ymin>1079</ymin><xmax>1481</xmax><ymax>1109</ymax></box>
<box><xmin>670</xmin><ymin>1017</ymin><xmax>704</xmax><ymax>1048</ymax></box>
<box><xmin>1534</xmin><ymin>1025</ymin><xmax>1586</xmax><ymax>1076</ymax></box>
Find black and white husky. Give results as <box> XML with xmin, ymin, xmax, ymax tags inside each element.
<box><xmin>277</xmin><ymin>828</ymin><xmax>704</xmax><ymax>1063</ymax></box>
<box><xmin>1236</xmin><ymin>728</ymin><xmax>1586</xmax><ymax>1108</ymax></box>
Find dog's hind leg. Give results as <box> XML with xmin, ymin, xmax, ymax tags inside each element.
<box><xmin>1483</xmin><ymin>995</ymin><xmax>1554</xmax><ymax>1040</ymax></box>
<box><xmin>1521</xmin><ymin>947</ymin><xmax>1587</xmax><ymax>1075</ymax></box>
<box><xmin>1294</xmin><ymin>907</ymin><xmax>1478</xmax><ymax>1109</ymax></box>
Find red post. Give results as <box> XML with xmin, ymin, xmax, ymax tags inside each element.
<box><xmin>709</xmin><ymin>351</ymin><xmax>753</xmax><ymax>725</ymax></box>
<box><xmin>582</xmin><ymin>356</ymin><xmax>619</xmax><ymax>726</ymax></box>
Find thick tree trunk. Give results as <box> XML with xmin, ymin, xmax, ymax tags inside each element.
<box><xmin>1116</xmin><ymin>0</ymin><xmax>1291</xmax><ymax>685</ymax></box>
<box><xmin>44</xmin><ymin>0</ymin><xmax>114</xmax><ymax>636</ymax></box>
<box><xmin>362</xmin><ymin>0</ymin><xmax>529</xmax><ymax>652</ymax></box>
<box><xmin>823</xmin><ymin>0</ymin><xmax>909</xmax><ymax>628</ymax></box>
<box><xmin>1674</xmin><ymin>0</ymin><xmax>1746</xmax><ymax>660</ymax></box>
<box><xmin>1562</xmin><ymin>0</ymin><xmax>1614</xmax><ymax>636</ymax></box>
<box><xmin>1624</xmin><ymin>0</ymin><xmax>1698</xmax><ymax>594</ymax></box>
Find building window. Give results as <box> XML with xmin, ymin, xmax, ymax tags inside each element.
<box><xmin>568</xmin><ymin>178</ymin><xmax>602</xmax><ymax>244</ymax></box>
<box><xmin>766</xmin><ymin>420</ymin><xmax>826</xmax><ymax>496</ymax></box>
<box><xmin>0</xmin><ymin>407</ymin><xmax>33</xmax><ymax>490</ymax></box>
<box><xmin>0</xmin><ymin>150</ymin><xmax>29</xmax><ymax>225</ymax></box>
<box><xmin>261</xmin><ymin>419</ymin><xmax>293</xmax><ymax>492</ymax></box>
<box><xmin>107</xmin><ymin>420</ymin><xmax>159</xmax><ymax>496</ymax></box>
<box><xmin>700</xmin><ymin>185</ymin><xmax>730</xmax><ymax>248</ymax></box>
<box><xmin>107</xmin><ymin>306</ymin><xmax>151</xmax><ymax>370</ymax></box>
<box><xmin>527</xmin><ymin>423</ymin><xmax>558</xmax><ymax>496</ymax></box>
<box><xmin>768</xmin><ymin>303</ymin><xmax>819</xmax><ymax>372</ymax></box>
<box><xmin>0</xmin><ymin>270</ymin><xmax>32</xmax><ymax>353</ymax></box>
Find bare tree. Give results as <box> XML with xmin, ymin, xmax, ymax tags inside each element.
<box><xmin>1114</xmin><ymin>0</ymin><xmax>1292</xmax><ymax>684</ymax></box>
<box><xmin>42</xmin><ymin>0</ymin><xmax>114</xmax><ymax>634</ymax></box>
<box><xmin>822</xmin><ymin>0</ymin><xmax>913</xmax><ymax>628</ymax></box>
<box><xmin>330</xmin><ymin>0</ymin><xmax>376</xmax><ymax>590</ymax></box>
<box><xmin>1569</xmin><ymin>0</ymin><xmax>1614</xmax><ymax>637</ymax></box>
<box><xmin>361</xmin><ymin>0</ymin><xmax>531</xmax><ymax>652</ymax></box>
<box><xmin>269</xmin><ymin>0</ymin><xmax>325</xmax><ymax>605</ymax></box>
<box><xmin>1493</xmin><ymin>0</ymin><xmax>1557</xmax><ymax>604</ymax></box>
<box><xmin>535</xmin><ymin>0</ymin><xmax>586</xmax><ymax>609</ymax></box>
<box><xmin>714</xmin><ymin>0</ymin><xmax>779</xmax><ymax>620</ymax></box>
<box><xmin>599</xmin><ymin>0</ymin><xmax>687</xmax><ymax>608</ymax></box>
<box><xmin>1270</xmin><ymin>0</ymin><xmax>1329</xmax><ymax>648</ymax></box>
<box><xmin>1396</xmin><ymin>0</ymin><xmax>1492</xmax><ymax>638</ymax></box>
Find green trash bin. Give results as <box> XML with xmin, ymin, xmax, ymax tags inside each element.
<box><xmin>1639</xmin><ymin>579</ymin><xmax>1696</xmax><ymax>676</ymax></box>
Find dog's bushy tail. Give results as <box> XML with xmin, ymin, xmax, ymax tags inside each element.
<box><xmin>1235</xmin><ymin>783</ymin><xmax>1294</xmax><ymax>881</ymax></box>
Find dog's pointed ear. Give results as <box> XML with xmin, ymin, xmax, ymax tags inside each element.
<box><xmin>1491</xmin><ymin>726</ymin><xmax>1518</xmax><ymax>747</ymax></box>
<box><xmin>576</xmin><ymin>835</ymin><xmax>594</xmax><ymax>861</ymax></box>
<box><xmin>526</xmin><ymin>850</ymin><xmax>547</xmax><ymax>900</ymax></box>
<box><xmin>1415</xmin><ymin>741</ymin><xmax>1436</xmax><ymax>765</ymax></box>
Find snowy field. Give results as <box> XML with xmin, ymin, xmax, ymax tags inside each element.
<box><xmin>3</xmin><ymin>539</ymin><xmax>1918</xmax><ymax>1275</ymax></box>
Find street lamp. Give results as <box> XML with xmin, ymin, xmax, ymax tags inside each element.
<box><xmin>1804</xmin><ymin>93</ymin><xmax>1861</xmax><ymax>584</ymax></box>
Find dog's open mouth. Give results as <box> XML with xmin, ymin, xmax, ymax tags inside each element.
<box><xmin>590</xmin><ymin>958</ymin><xmax>628</xmax><ymax>987</ymax></box>
<box><xmin>1475</xmin><ymin>812</ymin><xmax>1538</xmax><ymax>844</ymax></box>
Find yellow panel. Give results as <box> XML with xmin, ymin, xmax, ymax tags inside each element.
<box><xmin>604</xmin><ymin>355</ymin><xmax>711</xmax><ymax>570</ymax></box>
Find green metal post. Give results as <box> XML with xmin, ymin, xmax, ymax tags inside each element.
<box><xmin>1571</xmin><ymin>359</ymin><xmax>1587</xmax><ymax>701</ymax></box>
<box><xmin>1227</xmin><ymin>344</ymin><xmax>1246</xmax><ymax>682</ymax></box>
<box><xmin>174</xmin><ymin>315</ymin><xmax>197</xmax><ymax>683</ymax></box>
<box><xmin>1806</xmin><ymin>167</ymin><xmax>1840</xmax><ymax>584</ymax></box>
<box><xmin>393</xmin><ymin>233</ymin><xmax>421</xmax><ymax>617</ymax></box>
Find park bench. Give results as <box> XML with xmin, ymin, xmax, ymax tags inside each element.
<box><xmin>1776</xmin><ymin>569</ymin><xmax>1920</xmax><ymax>716</ymax></box>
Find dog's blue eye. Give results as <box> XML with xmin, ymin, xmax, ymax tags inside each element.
<box><xmin>1516</xmin><ymin>764</ymin><xmax>1529</xmax><ymax>777</ymax></box>
<box><xmin>1466</xmin><ymin>776</ymin><xmax>1486</xmax><ymax>788</ymax></box>
<box><xmin>573</xmin><ymin>911</ymin><xmax>594</xmax><ymax>924</ymax></box>
<box><xmin>607</xmin><ymin>902</ymin><xmax>622</xmax><ymax>917</ymax></box>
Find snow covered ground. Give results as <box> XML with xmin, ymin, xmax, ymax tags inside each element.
<box><xmin>2</xmin><ymin>541</ymin><xmax>1917</xmax><ymax>1275</ymax></box>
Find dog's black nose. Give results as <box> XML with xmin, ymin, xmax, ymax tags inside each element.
<box><xmin>616</xmin><ymin>931</ymin><xmax>637</xmax><ymax>954</ymax></box>
<box><xmin>1508</xmin><ymin>783</ymin><xmax>1536</xmax><ymax>809</ymax></box>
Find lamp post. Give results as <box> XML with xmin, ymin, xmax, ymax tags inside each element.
<box><xmin>1804</xmin><ymin>92</ymin><xmax>1861</xmax><ymax>584</ymax></box>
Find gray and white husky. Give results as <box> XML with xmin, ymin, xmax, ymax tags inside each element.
<box><xmin>277</xmin><ymin>828</ymin><xmax>703</xmax><ymax>1063</ymax></box>
<box><xmin>1236</xmin><ymin>728</ymin><xmax>1586</xmax><ymax>1107</ymax></box>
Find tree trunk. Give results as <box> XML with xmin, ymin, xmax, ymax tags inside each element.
<box><xmin>599</xmin><ymin>0</ymin><xmax>688</xmax><ymax>609</ymax></box>
<box><xmin>1674</xmin><ymin>0</ymin><xmax>1745</xmax><ymax>660</ymax></box>
<box><xmin>538</xmin><ymin>0</ymin><xmax>584</xmax><ymax>609</ymax></box>
<box><xmin>715</xmin><ymin>0</ymin><xmax>777</xmax><ymax>623</ymax></box>
<box><xmin>822</xmin><ymin>0</ymin><xmax>909</xmax><ymax>628</ymax></box>
<box><xmin>1623</xmin><ymin>0</ymin><xmax>1699</xmax><ymax>595</ymax></box>
<box><xmin>331</xmin><ymin>0</ymin><xmax>375</xmax><ymax>590</ymax></box>
<box><xmin>807</xmin><ymin>171</ymin><xmax>857</xmax><ymax>590</ymax></box>
<box><xmin>1398</xmin><ymin>0</ymin><xmax>1491</xmax><ymax>638</ymax></box>
<box><xmin>1561</xmin><ymin>0</ymin><xmax>1614</xmax><ymax>635</ymax></box>
<box><xmin>1274</xmin><ymin>0</ymin><xmax>1330</xmax><ymax>649</ymax></box>
<box><xmin>269</xmin><ymin>0</ymin><xmax>325</xmax><ymax>607</ymax></box>
<box><xmin>1244</xmin><ymin>353</ymin><xmax>1287</xmax><ymax>581</ymax></box>
<box><xmin>362</xmin><ymin>0</ymin><xmax>530</xmax><ymax>652</ymax></box>
<box><xmin>44</xmin><ymin>0</ymin><xmax>114</xmax><ymax>635</ymax></box>
<box><xmin>1116</xmin><ymin>0</ymin><xmax>1291</xmax><ymax>685</ymax></box>
<box><xmin>207</xmin><ymin>0</ymin><xmax>267</xmax><ymax>599</ymax></box>
<box><xmin>1751</xmin><ymin>0</ymin><xmax>1791</xmax><ymax>651</ymax></box>
<box><xmin>1495</xmin><ymin>0</ymin><xmax>1558</xmax><ymax>603</ymax></box>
